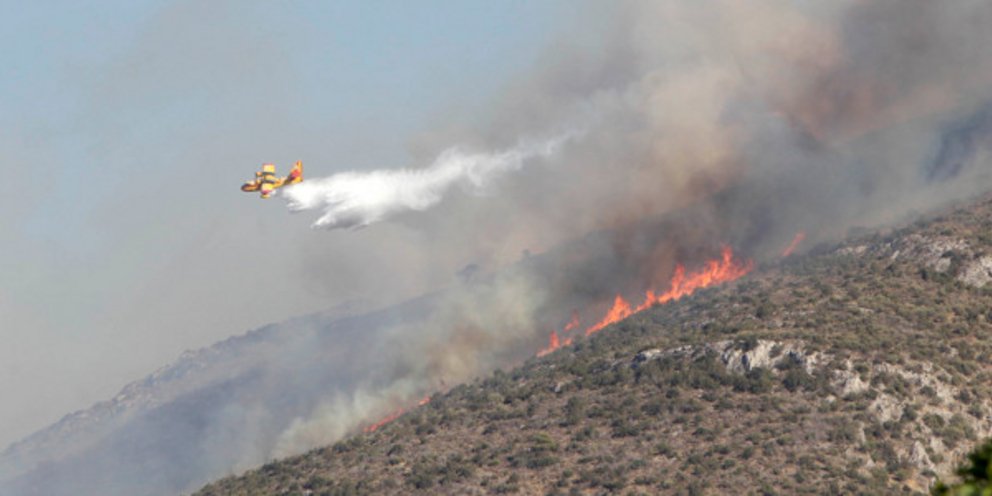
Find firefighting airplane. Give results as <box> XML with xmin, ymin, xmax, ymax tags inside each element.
<box><xmin>241</xmin><ymin>161</ymin><xmax>303</xmax><ymax>199</ymax></box>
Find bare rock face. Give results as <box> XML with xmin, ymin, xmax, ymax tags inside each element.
<box><xmin>718</xmin><ymin>340</ymin><xmax>805</xmax><ymax>375</ymax></box>
<box><xmin>633</xmin><ymin>348</ymin><xmax>664</xmax><ymax>363</ymax></box>
<box><xmin>634</xmin><ymin>340</ymin><xmax>816</xmax><ymax>376</ymax></box>
<box><xmin>836</xmin><ymin>244</ymin><xmax>869</xmax><ymax>257</ymax></box>
<box><xmin>957</xmin><ymin>255</ymin><xmax>992</xmax><ymax>287</ymax></box>
<box><xmin>845</xmin><ymin>231</ymin><xmax>992</xmax><ymax>288</ymax></box>
<box><xmin>627</xmin><ymin>337</ymin><xmax>992</xmax><ymax>489</ymax></box>
<box><xmin>721</xmin><ymin>341</ymin><xmax>776</xmax><ymax>374</ymax></box>
<box><xmin>832</xmin><ymin>367</ymin><xmax>870</xmax><ymax>397</ymax></box>
<box><xmin>891</xmin><ymin>234</ymin><xmax>968</xmax><ymax>273</ymax></box>
<box><xmin>870</xmin><ymin>393</ymin><xmax>904</xmax><ymax>423</ymax></box>
<box><xmin>908</xmin><ymin>441</ymin><xmax>934</xmax><ymax>470</ymax></box>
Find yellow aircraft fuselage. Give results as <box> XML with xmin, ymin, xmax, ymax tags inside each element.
<box><xmin>241</xmin><ymin>161</ymin><xmax>303</xmax><ymax>199</ymax></box>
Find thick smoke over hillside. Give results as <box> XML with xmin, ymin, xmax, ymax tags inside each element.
<box><xmin>496</xmin><ymin>0</ymin><xmax>992</xmax><ymax>251</ymax></box>
<box><xmin>5</xmin><ymin>1</ymin><xmax>992</xmax><ymax>495</ymax></box>
<box><xmin>253</xmin><ymin>0</ymin><xmax>992</xmax><ymax>470</ymax></box>
<box><xmin>275</xmin><ymin>0</ymin><xmax>992</xmax><ymax>456</ymax></box>
<box><xmin>928</xmin><ymin>103</ymin><xmax>992</xmax><ymax>183</ymax></box>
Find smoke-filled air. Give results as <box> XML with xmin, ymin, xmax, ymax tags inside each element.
<box><xmin>4</xmin><ymin>1</ymin><xmax>992</xmax><ymax>495</ymax></box>
<box><xmin>281</xmin><ymin>136</ymin><xmax>571</xmax><ymax>229</ymax></box>
<box><xmin>258</xmin><ymin>0</ymin><xmax>992</xmax><ymax>457</ymax></box>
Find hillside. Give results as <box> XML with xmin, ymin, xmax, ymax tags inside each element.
<box><xmin>0</xmin><ymin>298</ymin><xmax>443</xmax><ymax>496</ymax></box>
<box><xmin>198</xmin><ymin>194</ymin><xmax>992</xmax><ymax>495</ymax></box>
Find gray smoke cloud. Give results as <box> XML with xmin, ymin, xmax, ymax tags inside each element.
<box><xmin>5</xmin><ymin>1</ymin><xmax>992</xmax><ymax>495</ymax></box>
<box><xmin>263</xmin><ymin>0</ymin><xmax>992</xmax><ymax>460</ymax></box>
<box><xmin>274</xmin><ymin>0</ymin><xmax>992</xmax><ymax>455</ymax></box>
<box><xmin>271</xmin><ymin>267</ymin><xmax>546</xmax><ymax>457</ymax></box>
<box><xmin>460</xmin><ymin>0</ymin><xmax>992</xmax><ymax>259</ymax></box>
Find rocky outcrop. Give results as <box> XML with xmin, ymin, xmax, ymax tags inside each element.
<box><xmin>630</xmin><ymin>338</ymin><xmax>992</xmax><ymax>486</ymax></box>
<box><xmin>635</xmin><ymin>339</ymin><xmax>819</xmax><ymax>376</ymax></box>
<box><xmin>892</xmin><ymin>234</ymin><xmax>969</xmax><ymax>273</ymax></box>
<box><xmin>958</xmin><ymin>255</ymin><xmax>992</xmax><ymax>287</ymax></box>
<box><xmin>836</xmin><ymin>232</ymin><xmax>992</xmax><ymax>288</ymax></box>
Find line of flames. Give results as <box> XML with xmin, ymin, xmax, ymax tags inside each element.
<box><xmin>537</xmin><ymin>245</ymin><xmax>753</xmax><ymax>357</ymax></box>
<box><xmin>361</xmin><ymin>246</ymin><xmax>758</xmax><ymax>432</ymax></box>
<box><xmin>362</xmin><ymin>395</ymin><xmax>432</xmax><ymax>433</ymax></box>
<box><xmin>781</xmin><ymin>231</ymin><xmax>806</xmax><ymax>257</ymax></box>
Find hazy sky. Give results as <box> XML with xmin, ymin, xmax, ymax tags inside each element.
<box><xmin>0</xmin><ymin>0</ymin><xmax>573</xmax><ymax>449</ymax></box>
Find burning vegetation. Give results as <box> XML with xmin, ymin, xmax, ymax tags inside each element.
<box><xmin>539</xmin><ymin>246</ymin><xmax>752</xmax><ymax>357</ymax></box>
<box><xmin>198</xmin><ymin>194</ymin><xmax>992</xmax><ymax>496</ymax></box>
<box><xmin>363</xmin><ymin>396</ymin><xmax>432</xmax><ymax>434</ymax></box>
<box><xmin>781</xmin><ymin>232</ymin><xmax>807</xmax><ymax>258</ymax></box>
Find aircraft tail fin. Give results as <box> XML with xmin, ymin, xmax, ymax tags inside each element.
<box><xmin>287</xmin><ymin>160</ymin><xmax>303</xmax><ymax>183</ymax></box>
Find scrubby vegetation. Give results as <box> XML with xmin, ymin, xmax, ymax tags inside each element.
<box><xmin>197</xmin><ymin>195</ymin><xmax>992</xmax><ymax>495</ymax></box>
<box><xmin>933</xmin><ymin>438</ymin><xmax>992</xmax><ymax>495</ymax></box>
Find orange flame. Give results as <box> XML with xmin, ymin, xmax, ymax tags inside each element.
<box><xmin>781</xmin><ymin>231</ymin><xmax>806</xmax><ymax>257</ymax></box>
<box><xmin>363</xmin><ymin>395</ymin><xmax>432</xmax><ymax>433</ymax></box>
<box><xmin>584</xmin><ymin>246</ymin><xmax>751</xmax><ymax>336</ymax></box>
<box><xmin>585</xmin><ymin>295</ymin><xmax>634</xmax><ymax>336</ymax></box>
<box><xmin>363</xmin><ymin>408</ymin><xmax>404</xmax><ymax>433</ymax></box>
<box><xmin>563</xmin><ymin>311</ymin><xmax>580</xmax><ymax>332</ymax></box>
<box><xmin>536</xmin><ymin>330</ymin><xmax>560</xmax><ymax>358</ymax></box>
<box><xmin>537</xmin><ymin>312</ymin><xmax>578</xmax><ymax>357</ymax></box>
<box><xmin>534</xmin><ymin>246</ymin><xmax>751</xmax><ymax>357</ymax></box>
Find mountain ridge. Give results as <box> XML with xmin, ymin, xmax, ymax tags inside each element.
<box><xmin>197</xmin><ymin>193</ymin><xmax>992</xmax><ymax>495</ymax></box>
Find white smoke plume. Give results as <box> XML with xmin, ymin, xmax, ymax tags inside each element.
<box><xmin>281</xmin><ymin>135</ymin><xmax>571</xmax><ymax>229</ymax></box>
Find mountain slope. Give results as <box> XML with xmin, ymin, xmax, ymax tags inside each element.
<box><xmin>0</xmin><ymin>223</ymin><xmax>669</xmax><ymax>496</ymax></box>
<box><xmin>0</xmin><ymin>298</ymin><xmax>443</xmax><ymax>496</ymax></box>
<box><xmin>198</xmin><ymin>194</ymin><xmax>992</xmax><ymax>495</ymax></box>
